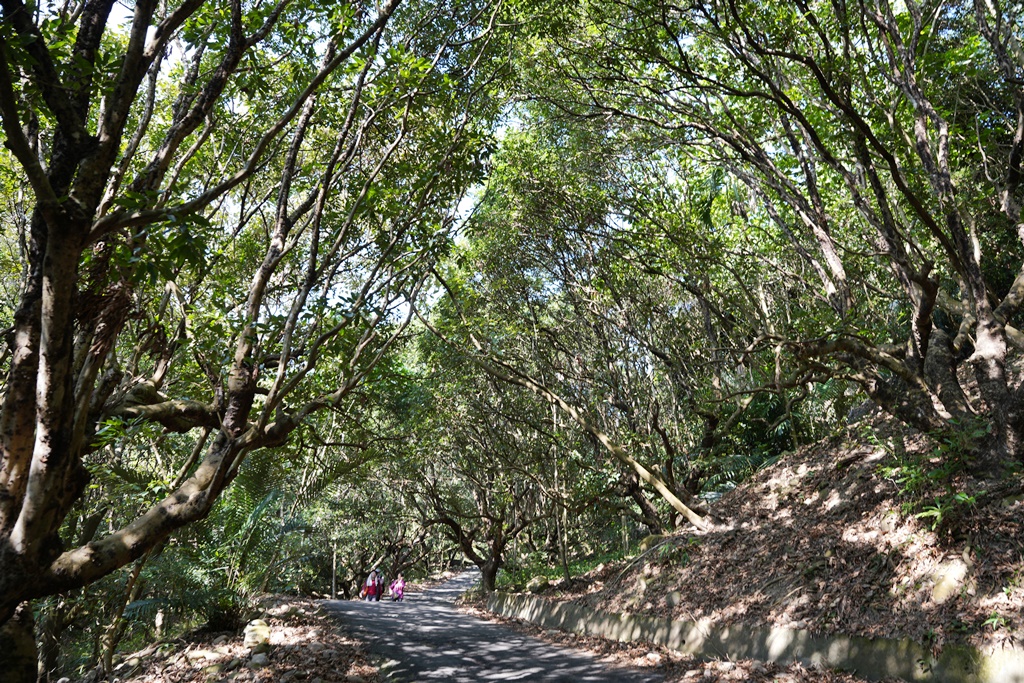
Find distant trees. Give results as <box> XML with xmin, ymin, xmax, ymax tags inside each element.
<box><xmin>415</xmin><ymin>124</ymin><xmax>799</xmax><ymax>533</ymax></box>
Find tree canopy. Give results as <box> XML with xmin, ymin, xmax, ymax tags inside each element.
<box><xmin>1</xmin><ymin>0</ymin><xmax>1023</xmax><ymax>678</ymax></box>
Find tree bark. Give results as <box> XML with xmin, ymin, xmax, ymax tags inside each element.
<box><xmin>480</xmin><ymin>558</ymin><xmax>500</xmax><ymax>593</ymax></box>
<box><xmin>0</xmin><ymin>602</ymin><xmax>37</xmax><ymax>683</ymax></box>
<box><xmin>620</xmin><ymin>472</ymin><xmax>664</xmax><ymax>534</ymax></box>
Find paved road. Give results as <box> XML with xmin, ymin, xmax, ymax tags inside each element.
<box><xmin>321</xmin><ymin>571</ymin><xmax>662</xmax><ymax>682</ymax></box>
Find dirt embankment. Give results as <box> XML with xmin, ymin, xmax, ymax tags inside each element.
<box><xmin>91</xmin><ymin>598</ymin><xmax>379</xmax><ymax>683</ymax></box>
<box><xmin>542</xmin><ymin>419</ymin><xmax>1024</xmax><ymax>655</ymax></box>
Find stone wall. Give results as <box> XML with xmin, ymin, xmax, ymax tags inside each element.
<box><xmin>485</xmin><ymin>592</ymin><xmax>1024</xmax><ymax>683</ymax></box>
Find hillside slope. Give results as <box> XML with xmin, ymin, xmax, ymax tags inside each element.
<box><xmin>547</xmin><ymin>418</ymin><xmax>1024</xmax><ymax>655</ymax></box>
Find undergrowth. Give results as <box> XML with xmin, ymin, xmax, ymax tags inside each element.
<box><xmin>497</xmin><ymin>548</ymin><xmax>631</xmax><ymax>591</ymax></box>
<box><xmin>871</xmin><ymin>417</ymin><xmax>990</xmax><ymax>536</ymax></box>
<box><xmin>497</xmin><ymin>535</ymin><xmax>702</xmax><ymax>592</ymax></box>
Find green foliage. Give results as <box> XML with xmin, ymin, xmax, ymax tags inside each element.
<box><xmin>652</xmin><ymin>536</ymin><xmax>700</xmax><ymax>566</ymax></box>
<box><xmin>983</xmin><ymin>611</ymin><xmax>1011</xmax><ymax>631</ymax></box>
<box><xmin>9</xmin><ymin>0</ymin><xmax>1024</xmax><ymax>677</ymax></box>
<box><xmin>497</xmin><ymin>547</ymin><xmax>630</xmax><ymax>590</ymax></box>
<box><xmin>701</xmin><ymin>451</ymin><xmax>782</xmax><ymax>495</ymax></box>
<box><xmin>915</xmin><ymin>492</ymin><xmax>977</xmax><ymax>533</ymax></box>
<box><xmin>875</xmin><ymin>418</ymin><xmax>991</xmax><ymax>534</ymax></box>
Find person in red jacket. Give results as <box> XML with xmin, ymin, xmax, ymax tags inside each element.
<box><xmin>363</xmin><ymin>569</ymin><xmax>379</xmax><ymax>602</ymax></box>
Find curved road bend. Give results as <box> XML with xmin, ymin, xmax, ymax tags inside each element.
<box><xmin>322</xmin><ymin>570</ymin><xmax>662</xmax><ymax>682</ymax></box>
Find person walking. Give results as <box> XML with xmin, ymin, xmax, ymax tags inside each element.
<box><xmin>364</xmin><ymin>569</ymin><xmax>378</xmax><ymax>602</ymax></box>
<box><xmin>389</xmin><ymin>573</ymin><xmax>406</xmax><ymax>601</ymax></box>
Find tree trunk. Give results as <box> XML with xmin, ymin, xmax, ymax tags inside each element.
<box><xmin>0</xmin><ymin>603</ymin><xmax>37</xmax><ymax>683</ymax></box>
<box><xmin>621</xmin><ymin>472</ymin><xmax>664</xmax><ymax>534</ymax></box>
<box><xmin>37</xmin><ymin>597</ymin><xmax>80</xmax><ymax>683</ymax></box>
<box><xmin>480</xmin><ymin>558</ymin><xmax>499</xmax><ymax>593</ymax></box>
<box><xmin>100</xmin><ymin>559</ymin><xmax>146</xmax><ymax>673</ymax></box>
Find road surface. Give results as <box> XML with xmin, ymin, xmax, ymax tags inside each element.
<box><xmin>322</xmin><ymin>570</ymin><xmax>662</xmax><ymax>682</ymax></box>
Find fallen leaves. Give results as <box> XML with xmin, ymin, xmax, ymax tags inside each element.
<box><xmin>541</xmin><ymin>417</ymin><xmax>1024</xmax><ymax>655</ymax></box>
<box><xmin>106</xmin><ymin>598</ymin><xmax>380</xmax><ymax>683</ymax></box>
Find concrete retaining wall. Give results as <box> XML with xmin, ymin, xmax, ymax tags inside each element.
<box><xmin>485</xmin><ymin>592</ymin><xmax>1024</xmax><ymax>683</ymax></box>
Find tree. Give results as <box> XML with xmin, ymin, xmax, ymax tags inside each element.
<box><xmin>419</xmin><ymin>124</ymin><xmax>798</xmax><ymax>532</ymax></box>
<box><xmin>401</xmin><ymin>346</ymin><xmax>557</xmax><ymax>592</ymax></box>
<box><xmin>518</xmin><ymin>0</ymin><xmax>1024</xmax><ymax>472</ymax></box>
<box><xmin>0</xmin><ymin>0</ymin><xmax>501</xmax><ymax>671</ymax></box>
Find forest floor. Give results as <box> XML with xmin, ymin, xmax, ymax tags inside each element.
<box><xmin>99</xmin><ymin>597</ymin><xmax>380</xmax><ymax>683</ymax></box>
<box><xmin>530</xmin><ymin>413</ymin><xmax>1024</xmax><ymax>659</ymax></box>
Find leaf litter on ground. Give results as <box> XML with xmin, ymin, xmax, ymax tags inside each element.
<box><xmin>96</xmin><ymin>597</ymin><xmax>380</xmax><ymax>683</ymax></box>
<box><xmin>498</xmin><ymin>413</ymin><xmax>1024</xmax><ymax>671</ymax></box>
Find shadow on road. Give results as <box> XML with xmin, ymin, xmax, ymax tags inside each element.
<box><xmin>322</xmin><ymin>570</ymin><xmax>662</xmax><ymax>682</ymax></box>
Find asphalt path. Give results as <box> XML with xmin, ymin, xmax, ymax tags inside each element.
<box><xmin>321</xmin><ymin>570</ymin><xmax>663</xmax><ymax>682</ymax></box>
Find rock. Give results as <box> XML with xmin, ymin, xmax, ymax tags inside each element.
<box><xmin>250</xmin><ymin>641</ymin><xmax>272</xmax><ymax>655</ymax></box>
<box><xmin>212</xmin><ymin>635</ymin><xmax>230</xmax><ymax>646</ymax></box>
<box><xmin>638</xmin><ymin>534</ymin><xmax>667</xmax><ymax>552</ymax></box>
<box><xmin>526</xmin><ymin>576</ymin><xmax>550</xmax><ymax>593</ymax></box>
<box><xmin>666</xmin><ymin>591</ymin><xmax>682</xmax><ymax>607</ymax></box>
<box><xmin>243</xmin><ymin>619</ymin><xmax>271</xmax><ymax>648</ymax></box>
<box><xmin>269</xmin><ymin>603</ymin><xmax>301</xmax><ymax>618</ymax></box>
<box><xmin>645</xmin><ymin>651</ymin><xmax>662</xmax><ymax>664</ymax></box>
<box><xmin>750</xmin><ymin>661</ymin><xmax>768</xmax><ymax>674</ymax></box>
<box><xmin>279</xmin><ymin>671</ymin><xmax>301</xmax><ymax>682</ymax></box>
<box><xmin>846</xmin><ymin>399</ymin><xmax>877</xmax><ymax>424</ymax></box>
<box><xmin>247</xmin><ymin>653</ymin><xmax>270</xmax><ymax>669</ymax></box>
<box><xmin>321</xmin><ymin>648</ymin><xmax>338</xmax><ymax>658</ymax></box>
<box><xmin>931</xmin><ymin>559</ymin><xmax>969</xmax><ymax>604</ymax></box>
<box><xmin>113</xmin><ymin>656</ymin><xmax>142</xmax><ymax>678</ymax></box>
<box><xmin>225</xmin><ymin>658</ymin><xmax>243</xmax><ymax>671</ymax></box>
<box><xmin>186</xmin><ymin>649</ymin><xmax>219</xmax><ymax>661</ymax></box>
<box><xmin>1001</xmin><ymin>493</ymin><xmax>1024</xmax><ymax>508</ymax></box>
<box><xmin>203</xmin><ymin>663</ymin><xmax>224</xmax><ymax>674</ymax></box>
<box><xmin>307</xmin><ymin>641</ymin><xmax>326</xmax><ymax>653</ymax></box>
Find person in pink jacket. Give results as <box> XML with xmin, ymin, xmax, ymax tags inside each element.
<box><xmin>389</xmin><ymin>573</ymin><xmax>406</xmax><ymax>601</ymax></box>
